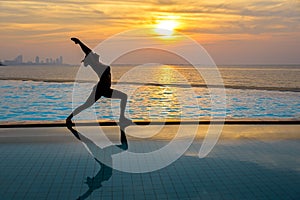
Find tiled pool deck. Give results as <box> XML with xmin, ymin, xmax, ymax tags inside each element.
<box><xmin>0</xmin><ymin>125</ymin><xmax>299</xmax><ymax>199</ymax></box>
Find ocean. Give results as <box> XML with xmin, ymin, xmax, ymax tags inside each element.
<box><xmin>0</xmin><ymin>64</ymin><xmax>299</xmax><ymax>122</ymax></box>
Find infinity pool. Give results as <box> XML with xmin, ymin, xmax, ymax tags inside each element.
<box><xmin>1</xmin><ymin>80</ymin><xmax>299</xmax><ymax>122</ymax></box>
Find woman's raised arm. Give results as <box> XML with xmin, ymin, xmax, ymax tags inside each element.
<box><xmin>71</xmin><ymin>37</ymin><xmax>92</xmax><ymax>56</ymax></box>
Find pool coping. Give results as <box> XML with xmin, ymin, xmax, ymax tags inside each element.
<box><xmin>1</xmin><ymin>119</ymin><xmax>300</xmax><ymax>128</ymax></box>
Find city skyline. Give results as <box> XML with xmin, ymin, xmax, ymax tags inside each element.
<box><xmin>1</xmin><ymin>55</ymin><xmax>65</xmax><ymax>65</ymax></box>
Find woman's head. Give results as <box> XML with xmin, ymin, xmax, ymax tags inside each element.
<box><xmin>83</xmin><ymin>52</ymin><xmax>100</xmax><ymax>67</ymax></box>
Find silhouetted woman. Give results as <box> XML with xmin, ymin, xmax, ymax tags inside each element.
<box><xmin>66</xmin><ymin>38</ymin><xmax>132</xmax><ymax>127</ymax></box>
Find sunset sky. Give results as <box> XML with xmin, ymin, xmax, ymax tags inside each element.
<box><xmin>1</xmin><ymin>0</ymin><xmax>299</xmax><ymax>65</ymax></box>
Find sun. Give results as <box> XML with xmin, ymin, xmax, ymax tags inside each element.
<box><xmin>154</xmin><ymin>19</ymin><xmax>179</xmax><ymax>37</ymax></box>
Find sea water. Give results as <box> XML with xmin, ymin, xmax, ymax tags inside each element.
<box><xmin>0</xmin><ymin>65</ymin><xmax>299</xmax><ymax>122</ymax></box>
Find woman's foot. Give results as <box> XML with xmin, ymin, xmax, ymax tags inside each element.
<box><xmin>119</xmin><ymin>117</ymin><xmax>133</xmax><ymax>130</ymax></box>
<box><xmin>66</xmin><ymin>117</ymin><xmax>73</xmax><ymax>127</ymax></box>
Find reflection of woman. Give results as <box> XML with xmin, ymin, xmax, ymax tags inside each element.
<box><xmin>67</xmin><ymin>126</ymin><xmax>128</xmax><ymax>200</ymax></box>
<box><xmin>66</xmin><ymin>38</ymin><xmax>132</xmax><ymax>127</ymax></box>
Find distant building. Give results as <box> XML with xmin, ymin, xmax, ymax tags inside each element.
<box><xmin>4</xmin><ymin>55</ymin><xmax>23</xmax><ymax>65</ymax></box>
<box><xmin>59</xmin><ymin>56</ymin><xmax>63</xmax><ymax>64</ymax></box>
<box><xmin>35</xmin><ymin>56</ymin><xmax>40</xmax><ymax>64</ymax></box>
<box><xmin>15</xmin><ymin>55</ymin><xmax>23</xmax><ymax>64</ymax></box>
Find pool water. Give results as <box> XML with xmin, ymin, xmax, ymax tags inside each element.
<box><xmin>0</xmin><ymin>80</ymin><xmax>299</xmax><ymax>122</ymax></box>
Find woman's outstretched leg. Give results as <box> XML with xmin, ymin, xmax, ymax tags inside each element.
<box><xmin>66</xmin><ymin>100</ymin><xmax>94</xmax><ymax>122</ymax></box>
<box><xmin>109</xmin><ymin>89</ymin><xmax>132</xmax><ymax>126</ymax></box>
<box><xmin>110</xmin><ymin>89</ymin><xmax>127</xmax><ymax>119</ymax></box>
<box><xmin>66</xmin><ymin>86</ymin><xmax>99</xmax><ymax>123</ymax></box>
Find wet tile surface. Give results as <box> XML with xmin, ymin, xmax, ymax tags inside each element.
<box><xmin>0</xmin><ymin>127</ymin><xmax>299</xmax><ymax>200</ymax></box>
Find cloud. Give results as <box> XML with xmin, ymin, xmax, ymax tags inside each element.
<box><xmin>156</xmin><ymin>0</ymin><xmax>175</xmax><ymax>5</ymax></box>
<box><xmin>1</xmin><ymin>0</ymin><xmax>299</xmax><ymax>64</ymax></box>
<box><xmin>147</xmin><ymin>0</ymin><xmax>300</xmax><ymax>35</ymax></box>
<box><xmin>0</xmin><ymin>1</ymin><xmax>150</xmax><ymax>24</ymax></box>
<box><xmin>150</xmin><ymin>0</ymin><xmax>300</xmax><ymax>17</ymax></box>
<box><xmin>1</xmin><ymin>0</ymin><xmax>299</xmax><ymax>40</ymax></box>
